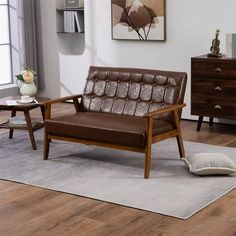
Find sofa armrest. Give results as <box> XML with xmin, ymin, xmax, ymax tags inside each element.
<box><xmin>44</xmin><ymin>94</ymin><xmax>83</xmax><ymax>106</ymax></box>
<box><xmin>144</xmin><ymin>103</ymin><xmax>186</xmax><ymax>119</ymax></box>
<box><xmin>144</xmin><ymin>103</ymin><xmax>186</xmax><ymax>145</ymax></box>
<box><xmin>44</xmin><ymin>94</ymin><xmax>83</xmax><ymax>119</ymax></box>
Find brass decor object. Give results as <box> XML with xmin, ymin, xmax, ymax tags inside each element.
<box><xmin>207</xmin><ymin>29</ymin><xmax>222</xmax><ymax>57</ymax></box>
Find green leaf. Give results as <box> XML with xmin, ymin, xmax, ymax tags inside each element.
<box><xmin>15</xmin><ymin>74</ymin><xmax>24</xmax><ymax>81</ymax></box>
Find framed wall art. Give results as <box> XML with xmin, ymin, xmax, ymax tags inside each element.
<box><xmin>111</xmin><ymin>0</ymin><xmax>166</xmax><ymax>41</ymax></box>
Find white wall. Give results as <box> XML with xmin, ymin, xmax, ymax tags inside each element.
<box><xmin>37</xmin><ymin>0</ymin><xmax>236</xmax><ymax>120</ymax></box>
<box><xmin>36</xmin><ymin>0</ymin><xmax>61</xmax><ymax>98</ymax></box>
<box><xmin>90</xmin><ymin>0</ymin><xmax>236</xmax><ymax>120</ymax></box>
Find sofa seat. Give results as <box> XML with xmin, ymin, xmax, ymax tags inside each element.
<box><xmin>45</xmin><ymin>112</ymin><xmax>174</xmax><ymax>147</ymax></box>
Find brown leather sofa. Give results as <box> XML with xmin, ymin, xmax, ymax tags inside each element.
<box><xmin>44</xmin><ymin>66</ymin><xmax>187</xmax><ymax>178</ymax></box>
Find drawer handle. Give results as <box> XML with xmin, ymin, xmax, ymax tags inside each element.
<box><xmin>214</xmin><ymin>67</ymin><xmax>222</xmax><ymax>72</ymax></box>
<box><xmin>214</xmin><ymin>86</ymin><xmax>222</xmax><ymax>91</ymax></box>
<box><xmin>214</xmin><ymin>105</ymin><xmax>222</xmax><ymax>110</ymax></box>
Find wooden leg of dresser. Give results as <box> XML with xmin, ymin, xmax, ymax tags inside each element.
<box><xmin>209</xmin><ymin>117</ymin><xmax>214</xmax><ymax>127</ymax></box>
<box><xmin>197</xmin><ymin>116</ymin><xmax>203</xmax><ymax>131</ymax></box>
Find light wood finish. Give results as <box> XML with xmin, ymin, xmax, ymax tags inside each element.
<box><xmin>0</xmin><ymin>103</ymin><xmax>236</xmax><ymax>235</ymax></box>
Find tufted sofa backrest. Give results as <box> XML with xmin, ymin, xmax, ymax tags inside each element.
<box><xmin>82</xmin><ymin>66</ymin><xmax>187</xmax><ymax>117</ymax></box>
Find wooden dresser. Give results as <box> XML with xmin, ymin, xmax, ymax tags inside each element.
<box><xmin>191</xmin><ymin>55</ymin><xmax>236</xmax><ymax>131</ymax></box>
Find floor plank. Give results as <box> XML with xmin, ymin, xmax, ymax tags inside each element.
<box><xmin>0</xmin><ymin>103</ymin><xmax>236</xmax><ymax>236</ymax></box>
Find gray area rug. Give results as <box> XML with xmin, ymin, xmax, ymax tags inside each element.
<box><xmin>0</xmin><ymin>131</ymin><xmax>236</xmax><ymax>219</ymax></box>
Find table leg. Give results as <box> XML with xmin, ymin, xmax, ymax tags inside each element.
<box><xmin>197</xmin><ymin>116</ymin><xmax>203</xmax><ymax>131</ymax></box>
<box><xmin>24</xmin><ymin>110</ymin><xmax>37</xmax><ymax>150</ymax></box>
<box><xmin>40</xmin><ymin>106</ymin><xmax>45</xmax><ymax>120</ymax></box>
<box><xmin>9</xmin><ymin>110</ymin><xmax>16</xmax><ymax>139</ymax></box>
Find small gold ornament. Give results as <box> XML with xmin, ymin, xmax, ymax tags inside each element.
<box><xmin>207</xmin><ymin>29</ymin><xmax>222</xmax><ymax>57</ymax></box>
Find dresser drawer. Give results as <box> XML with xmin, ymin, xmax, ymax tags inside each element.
<box><xmin>191</xmin><ymin>78</ymin><xmax>236</xmax><ymax>101</ymax></box>
<box><xmin>192</xmin><ymin>59</ymin><xmax>236</xmax><ymax>79</ymax></box>
<box><xmin>191</xmin><ymin>101</ymin><xmax>236</xmax><ymax>119</ymax></box>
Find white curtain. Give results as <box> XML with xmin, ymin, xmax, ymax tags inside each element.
<box><xmin>15</xmin><ymin>0</ymin><xmax>38</xmax><ymax>86</ymax></box>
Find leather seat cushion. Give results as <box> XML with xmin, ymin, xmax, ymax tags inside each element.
<box><xmin>45</xmin><ymin>112</ymin><xmax>174</xmax><ymax>147</ymax></box>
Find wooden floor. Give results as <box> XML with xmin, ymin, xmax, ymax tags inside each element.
<box><xmin>0</xmin><ymin>103</ymin><xmax>236</xmax><ymax>236</ymax></box>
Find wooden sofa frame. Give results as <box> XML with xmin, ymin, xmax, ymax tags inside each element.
<box><xmin>43</xmin><ymin>94</ymin><xmax>186</xmax><ymax>179</ymax></box>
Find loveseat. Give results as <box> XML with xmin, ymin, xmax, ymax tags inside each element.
<box><xmin>43</xmin><ymin>66</ymin><xmax>187</xmax><ymax>178</ymax></box>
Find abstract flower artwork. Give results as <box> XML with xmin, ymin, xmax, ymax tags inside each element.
<box><xmin>112</xmin><ymin>0</ymin><xmax>166</xmax><ymax>41</ymax></box>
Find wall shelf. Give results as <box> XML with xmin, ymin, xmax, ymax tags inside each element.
<box><xmin>56</xmin><ymin>8</ymin><xmax>84</xmax><ymax>34</ymax></box>
<box><xmin>56</xmin><ymin>7</ymin><xmax>85</xmax><ymax>55</ymax></box>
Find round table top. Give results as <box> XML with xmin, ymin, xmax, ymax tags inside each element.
<box><xmin>0</xmin><ymin>96</ymin><xmax>49</xmax><ymax>110</ymax></box>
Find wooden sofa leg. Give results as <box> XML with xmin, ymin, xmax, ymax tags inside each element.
<box><xmin>176</xmin><ymin>134</ymin><xmax>185</xmax><ymax>158</ymax></box>
<box><xmin>174</xmin><ymin>110</ymin><xmax>185</xmax><ymax>159</ymax></box>
<box><xmin>44</xmin><ymin>131</ymin><xmax>50</xmax><ymax>160</ymax></box>
<box><xmin>144</xmin><ymin>145</ymin><xmax>151</xmax><ymax>179</ymax></box>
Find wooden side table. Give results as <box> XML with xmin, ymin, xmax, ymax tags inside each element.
<box><xmin>0</xmin><ymin>96</ymin><xmax>49</xmax><ymax>150</ymax></box>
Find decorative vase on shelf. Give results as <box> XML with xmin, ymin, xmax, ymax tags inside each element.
<box><xmin>18</xmin><ymin>81</ymin><xmax>37</xmax><ymax>97</ymax></box>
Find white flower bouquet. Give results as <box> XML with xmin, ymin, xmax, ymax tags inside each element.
<box><xmin>15</xmin><ymin>69</ymin><xmax>37</xmax><ymax>83</ymax></box>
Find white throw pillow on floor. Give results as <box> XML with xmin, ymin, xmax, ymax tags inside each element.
<box><xmin>183</xmin><ymin>153</ymin><xmax>236</xmax><ymax>176</ymax></box>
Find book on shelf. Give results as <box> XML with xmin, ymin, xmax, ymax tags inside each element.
<box><xmin>8</xmin><ymin>116</ymin><xmax>26</xmax><ymax>125</ymax></box>
<box><xmin>6</xmin><ymin>116</ymin><xmax>40</xmax><ymax>127</ymax></box>
<box><xmin>74</xmin><ymin>11</ymin><xmax>84</xmax><ymax>33</ymax></box>
<box><xmin>64</xmin><ymin>11</ymin><xmax>76</xmax><ymax>33</ymax></box>
<box><xmin>63</xmin><ymin>10</ymin><xmax>84</xmax><ymax>33</ymax></box>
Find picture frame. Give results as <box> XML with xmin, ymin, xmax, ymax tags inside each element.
<box><xmin>111</xmin><ymin>0</ymin><xmax>166</xmax><ymax>41</ymax></box>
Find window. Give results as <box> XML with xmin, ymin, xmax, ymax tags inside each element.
<box><xmin>0</xmin><ymin>0</ymin><xmax>12</xmax><ymax>85</ymax></box>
